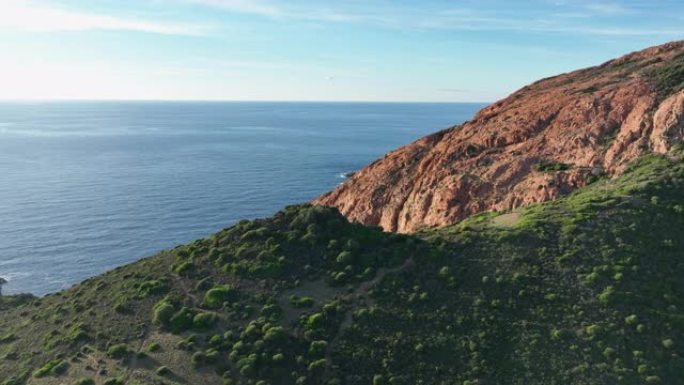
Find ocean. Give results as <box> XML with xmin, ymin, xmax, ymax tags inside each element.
<box><xmin>0</xmin><ymin>101</ymin><xmax>484</xmax><ymax>295</ymax></box>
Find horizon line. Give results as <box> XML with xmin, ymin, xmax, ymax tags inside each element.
<box><xmin>0</xmin><ymin>98</ymin><xmax>492</xmax><ymax>104</ymax></box>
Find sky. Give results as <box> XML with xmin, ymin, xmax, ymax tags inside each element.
<box><xmin>0</xmin><ymin>0</ymin><xmax>682</xmax><ymax>102</ymax></box>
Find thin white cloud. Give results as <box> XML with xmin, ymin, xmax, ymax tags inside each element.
<box><xmin>189</xmin><ymin>0</ymin><xmax>682</xmax><ymax>37</ymax></box>
<box><xmin>583</xmin><ymin>2</ymin><xmax>631</xmax><ymax>15</ymax></box>
<box><xmin>189</xmin><ymin>0</ymin><xmax>390</xmax><ymax>24</ymax></box>
<box><xmin>0</xmin><ymin>0</ymin><xmax>208</xmax><ymax>35</ymax></box>
<box><xmin>189</xmin><ymin>0</ymin><xmax>282</xmax><ymax>17</ymax></box>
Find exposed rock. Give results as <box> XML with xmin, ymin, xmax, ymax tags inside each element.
<box><xmin>314</xmin><ymin>41</ymin><xmax>684</xmax><ymax>233</ymax></box>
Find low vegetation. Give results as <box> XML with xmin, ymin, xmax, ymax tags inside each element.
<box><xmin>2</xmin><ymin>153</ymin><xmax>684</xmax><ymax>384</ymax></box>
<box><xmin>647</xmin><ymin>52</ymin><xmax>684</xmax><ymax>98</ymax></box>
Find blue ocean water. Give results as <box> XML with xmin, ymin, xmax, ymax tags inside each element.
<box><xmin>0</xmin><ymin>102</ymin><xmax>484</xmax><ymax>295</ymax></box>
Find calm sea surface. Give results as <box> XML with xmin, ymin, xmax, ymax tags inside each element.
<box><xmin>0</xmin><ymin>102</ymin><xmax>484</xmax><ymax>295</ymax></box>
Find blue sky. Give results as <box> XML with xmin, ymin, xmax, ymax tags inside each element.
<box><xmin>0</xmin><ymin>0</ymin><xmax>682</xmax><ymax>101</ymax></box>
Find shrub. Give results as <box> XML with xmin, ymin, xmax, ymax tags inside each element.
<box><xmin>153</xmin><ymin>301</ymin><xmax>176</xmax><ymax>327</ymax></box>
<box><xmin>173</xmin><ymin>261</ymin><xmax>195</xmax><ymax>275</ymax></box>
<box><xmin>237</xmin><ymin>354</ymin><xmax>258</xmax><ymax>376</ymax></box>
<box><xmin>192</xmin><ymin>352</ymin><xmax>206</xmax><ymax>367</ymax></box>
<box><xmin>170</xmin><ymin>307</ymin><xmax>195</xmax><ymax>333</ymax></box>
<box><xmin>336</xmin><ymin>251</ymin><xmax>353</xmax><ymax>265</ymax></box>
<box><xmin>73</xmin><ymin>378</ymin><xmax>95</xmax><ymax>385</ymax></box>
<box><xmin>306</xmin><ymin>313</ymin><xmax>325</xmax><ymax>330</ymax></box>
<box><xmin>264</xmin><ymin>326</ymin><xmax>287</xmax><ymax>344</ymax></box>
<box><xmin>139</xmin><ymin>279</ymin><xmax>169</xmax><ymax>297</ymax></box>
<box><xmin>598</xmin><ymin>286</ymin><xmax>615</xmax><ymax>305</ymax></box>
<box><xmin>585</xmin><ymin>324</ymin><xmax>602</xmax><ymax>336</ymax></box>
<box><xmin>33</xmin><ymin>359</ymin><xmax>66</xmax><ymax>378</ymax></box>
<box><xmin>205</xmin><ymin>348</ymin><xmax>220</xmax><ymax>362</ymax></box>
<box><xmin>290</xmin><ymin>295</ymin><xmax>314</xmax><ymax>308</ymax></box>
<box><xmin>333</xmin><ymin>272</ymin><xmax>348</xmax><ymax>284</ymax></box>
<box><xmin>156</xmin><ymin>366</ymin><xmax>171</xmax><ymax>376</ymax></box>
<box><xmin>550</xmin><ymin>328</ymin><xmax>564</xmax><ymax>340</ymax></box>
<box><xmin>52</xmin><ymin>360</ymin><xmax>69</xmax><ymax>375</ymax></box>
<box><xmin>261</xmin><ymin>303</ymin><xmax>282</xmax><ymax>319</ymax></box>
<box><xmin>308</xmin><ymin>358</ymin><xmax>327</xmax><ymax>372</ymax></box>
<box><xmin>107</xmin><ymin>344</ymin><xmax>129</xmax><ymax>359</ymax></box>
<box><xmin>103</xmin><ymin>378</ymin><xmax>124</xmax><ymax>385</ymax></box>
<box><xmin>373</xmin><ymin>375</ymin><xmax>385</xmax><ymax>385</ymax></box>
<box><xmin>535</xmin><ymin>160</ymin><xmax>571</xmax><ymax>172</ymax></box>
<box><xmin>662</xmin><ymin>339</ymin><xmax>675</xmax><ymax>349</ymax></box>
<box><xmin>204</xmin><ymin>285</ymin><xmax>236</xmax><ymax>308</ymax></box>
<box><xmin>438</xmin><ymin>266</ymin><xmax>450</xmax><ymax>279</ymax></box>
<box><xmin>193</xmin><ymin>312</ymin><xmax>218</xmax><ymax>330</ymax></box>
<box><xmin>309</xmin><ymin>340</ymin><xmax>328</xmax><ymax>357</ymax></box>
<box><xmin>625</xmin><ymin>314</ymin><xmax>638</xmax><ymax>325</ymax></box>
<box><xmin>603</xmin><ymin>347</ymin><xmax>616</xmax><ymax>358</ymax></box>
<box><xmin>147</xmin><ymin>342</ymin><xmax>161</xmax><ymax>352</ymax></box>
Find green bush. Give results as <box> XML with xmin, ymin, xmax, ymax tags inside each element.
<box><xmin>625</xmin><ymin>314</ymin><xmax>638</xmax><ymax>325</ymax></box>
<box><xmin>73</xmin><ymin>378</ymin><xmax>95</xmax><ymax>385</ymax></box>
<box><xmin>535</xmin><ymin>160</ymin><xmax>571</xmax><ymax>172</ymax></box>
<box><xmin>52</xmin><ymin>360</ymin><xmax>69</xmax><ymax>375</ymax></box>
<box><xmin>107</xmin><ymin>344</ymin><xmax>129</xmax><ymax>359</ymax></box>
<box><xmin>173</xmin><ymin>261</ymin><xmax>195</xmax><ymax>275</ymax></box>
<box><xmin>170</xmin><ymin>307</ymin><xmax>195</xmax><ymax>333</ymax></box>
<box><xmin>192</xmin><ymin>351</ymin><xmax>206</xmax><ymax>367</ymax></box>
<box><xmin>33</xmin><ymin>359</ymin><xmax>67</xmax><ymax>378</ymax></box>
<box><xmin>153</xmin><ymin>301</ymin><xmax>176</xmax><ymax>327</ymax></box>
<box><xmin>308</xmin><ymin>358</ymin><xmax>327</xmax><ymax>372</ymax></box>
<box><xmin>204</xmin><ymin>285</ymin><xmax>237</xmax><ymax>308</ymax></box>
<box><xmin>598</xmin><ymin>286</ymin><xmax>615</xmax><ymax>305</ymax></box>
<box><xmin>263</xmin><ymin>326</ymin><xmax>287</xmax><ymax>344</ymax></box>
<box><xmin>333</xmin><ymin>271</ymin><xmax>348</xmax><ymax>284</ymax></box>
<box><xmin>193</xmin><ymin>312</ymin><xmax>218</xmax><ymax>330</ymax></box>
<box><xmin>139</xmin><ymin>279</ymin><xmax>169</xmax><ymax>297</ymax></box>
<box><xmin>306</xmin><ymin>313</ymin><xmax>325</xmax><ymax>330</ymax></box>
<box><xmin>309</xmin><ymin>340</ymin><xmax>328</xmax><ymax>357</ymax></box>
<box><xmin>290</xmin><ymin>295</ymin><xmax>314</xmax><ymax>308</ymax></box>
<box><xmin>336</xmin><ymin>251</ymin><xmax>354</xmax><ymax>265</ymax></box>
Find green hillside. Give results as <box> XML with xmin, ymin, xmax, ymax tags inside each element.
<box><xmin>2</xmin><ymin>153</ymin><xmax>684</xmax><ymax>385</ymax></box>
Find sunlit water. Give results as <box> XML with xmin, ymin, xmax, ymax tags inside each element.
<box><xmin>0</xmin><ymin>101</ymin><xmax>484</xmax><ymax>295</ymax></box>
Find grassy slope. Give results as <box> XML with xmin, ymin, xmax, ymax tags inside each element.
<box><xmin>2</xmin><ymin>153</ymin><xmax>684</xmax><ymax>385</ymax></box>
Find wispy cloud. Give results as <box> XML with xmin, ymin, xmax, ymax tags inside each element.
<box><xmin>188</xmin><ymin>0</ymin><xmax>682</xmax><ymax>37</ymax></box>
<box><xmin>0</xmin><ymin>0</ymin><xmax>208</xmax><ymax>35</ymax></box>
<box><xmin>583</xmin><ymin>2</ymin><xmax>632</xmax><ymax>15</ymax></box>
<box><xmin>189</xmin><ymin>0</ymin><xmax>391</xmax><ymax>24</ymax></box>
<box><xmin>189</xmin><ymin>0</ymin><xmax>282</xmax><ymax>17</ymax></box>
<box><xmin>439</xmin><ymin>88</ymin><xmax>469</xmax><ymax>94</ymax></box>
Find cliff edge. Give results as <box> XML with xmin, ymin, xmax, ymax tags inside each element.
<box><xmin>314</xmin><ymin>41</ymin><xmax>684</xmax><ymax>232</ymax></box>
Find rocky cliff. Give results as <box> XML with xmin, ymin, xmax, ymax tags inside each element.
<box><xmin>314</xmin><ymin>41</ymin><xmax>684</xmax><ymax>233</ymax></box>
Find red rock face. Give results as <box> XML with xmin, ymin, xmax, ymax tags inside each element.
<box><xmin>313</xmin><ymin>41</ymin><xmax>684</xmax><ymax>233</ymax></box>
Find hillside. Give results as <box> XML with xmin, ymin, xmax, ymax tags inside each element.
<box><xmin>314</xmin><ymin>40</ymin><xmax>684</xmax><ymax>233</ymax></box>
<box><xmin>3</xmin><ymin>151</ymin><xmax>684</xmax><ymax>385</ymax></box>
